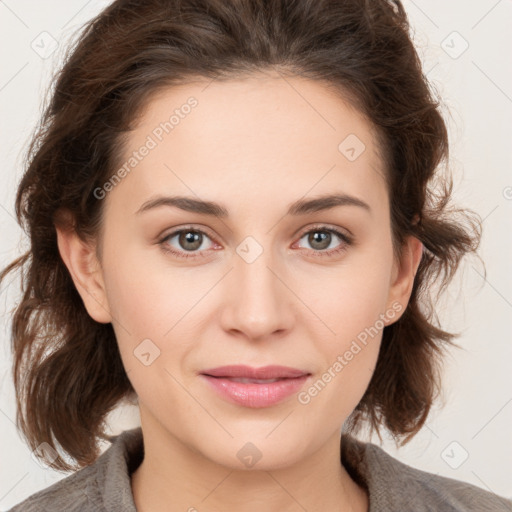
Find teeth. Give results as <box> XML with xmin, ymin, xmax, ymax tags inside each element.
<box><xmin>226</xmin><ymin>377</ymin><xmax>283</xmax><ymax>384</ymax></box>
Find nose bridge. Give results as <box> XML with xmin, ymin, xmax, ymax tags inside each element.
<box><xmin>223</xmin><ymin>234</ymin><xmax>292</xmax><ymax>338</ymax></box>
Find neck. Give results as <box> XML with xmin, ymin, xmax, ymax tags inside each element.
<box><xmin>131</xmin><ymin>418</ymin><xmax>368</xmax><ymax>512</ymax></box>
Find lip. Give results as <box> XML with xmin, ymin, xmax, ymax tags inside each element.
<box><xmin>199</xmin><ymin>365</ymin><xmax>311</xmax><ymax>408</ymax></box>
<box><xmin>201</xmin><ymin>365</ymin><xmax>309</xmax><ymax>379</ymax></box>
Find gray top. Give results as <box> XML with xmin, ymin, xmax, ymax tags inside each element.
<box><xmin>8</xmin><ymin>427</ymin><xmax>512</xmax><ymax>511</ymax></box>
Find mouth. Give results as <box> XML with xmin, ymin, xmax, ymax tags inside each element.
<box><xmin>208</xmin><ymin>377</ymin><xmax>288</xmax><ymax>384</ymax></box>
<box><xmin>200</xmin><ymin>364</ymin><xmax>309</xmax><ymax>380</ymax></box>
<box><xmin>199</xmin><ymin>365</ymin><xmax>311</xmax><ymax>408</ymax></box>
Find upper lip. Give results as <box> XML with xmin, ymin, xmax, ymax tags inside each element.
<box><xmin>201</xmin><ymin>365</ymin><xmax>310</xmax><ymax>379</ymax></box>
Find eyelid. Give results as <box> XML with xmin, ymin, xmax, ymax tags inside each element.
<box><xmin>295</xmin><ymin>222</ymin><xmax>353</xmax><ymax>240</ymax></box>
<box><xmin>159</xmin><ymin>224</ymin><xmax>218</xmax><ymax>244</ymax></box>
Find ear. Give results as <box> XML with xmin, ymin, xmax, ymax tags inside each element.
<box><xmin>385</xmin><ymin>235</ymin><xmax>423</xmax><ymax>324</ymax></box>
<box><xmin>54</xmin><ymin>211</ymin><xmax>112</xmax><ymax>324</ymax></box>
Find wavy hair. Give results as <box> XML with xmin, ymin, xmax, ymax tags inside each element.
<box><xmin>0</xmin><ymin>0</ymin><xmax>481</xmax><ymax>471</ymax></box>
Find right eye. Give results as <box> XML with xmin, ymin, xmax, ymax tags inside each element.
<box><xmin>159</xmin><ymin>227</ymin><xmax>218</xmax><ymax>259</ymax></box>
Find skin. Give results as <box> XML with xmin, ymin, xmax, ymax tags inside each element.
<box><xmin>56</xmin><ymin>72</ymin><xmax>423</xmax><ymax>512</ymax></box>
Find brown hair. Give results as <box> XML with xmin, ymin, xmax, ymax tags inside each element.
<box><xmin>1</xmin><ymin>0</ymin><xmax>482</xmax><ymax>471</ymax></box>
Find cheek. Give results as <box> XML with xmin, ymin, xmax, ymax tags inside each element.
<box><xmin>304</xmin><ymin>243</ymin><xmax>394</xmax><ymax>340</ymax></box>
<box><xmin>296</xmin><ymin>237</ymin><xmax>393</xmax><ymax>407</ymax></box>
<box><xmin>101</xmin><ymin>234</ymin><xmax>209</xmax><ymax>336</ymax></box>
<box><xmin>299</xmin><ymin>292</ymin><xmax>386</xmax><ymax>431</ymax></box>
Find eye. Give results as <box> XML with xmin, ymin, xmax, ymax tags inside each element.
<box><xmin>294</xmin><ymin>225</ymin><xmax>353</xmax><ymax>257</ymax></box>
<box><xmin>158</xmin><ymin>224</ymin><xmax>353</xmax><ymax>260</ymax></box>
<box><xmin>159</xmin><ymin>227</ymin><xmax>217</xmax><ymax>259</ymax></box>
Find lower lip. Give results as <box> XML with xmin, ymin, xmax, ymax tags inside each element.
<box><xmin>200</xmin><ymin>374</ymin><xmax>310</xmax><ymax>408</ymax></box>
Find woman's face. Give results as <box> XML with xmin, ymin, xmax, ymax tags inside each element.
<box><xmin>61</xmin><ymin>73</ymin><xmax>420</xmax><ymax>470</ymax></box>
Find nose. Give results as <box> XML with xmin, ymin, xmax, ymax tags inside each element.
<box><xmin>219</xmin><ymin>244</ymin><xmax>295</xmax><ymax>341</ymax></box>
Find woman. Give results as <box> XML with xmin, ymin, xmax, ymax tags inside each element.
<box><xmin>1</xmin><ymin>0</ymin><xmax>510</xmax><ymax>510</ymax></box>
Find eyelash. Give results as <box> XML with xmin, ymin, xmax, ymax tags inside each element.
<box><xmin>158</xmin><ymin>224</ymin><xmax>353</xmax><ymax>260</ymax></box>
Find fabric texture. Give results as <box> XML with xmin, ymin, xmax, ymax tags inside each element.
<box><xmin>8</xmin><ymin>427</ymin><xmax>512</xmax><ymax>511</ymax></box>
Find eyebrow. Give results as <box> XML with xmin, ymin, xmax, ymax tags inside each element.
<box><xmin>135</xmin><ymin>193</ymin><xmax>371</xmax><ymax>217</ymax></box>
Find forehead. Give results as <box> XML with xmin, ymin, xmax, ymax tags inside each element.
<box><xmin>106</xmin><ymin>74</ymin><xmax>388</xmax><ymax>219</ymax></box>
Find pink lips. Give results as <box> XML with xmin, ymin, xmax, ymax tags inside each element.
<box><xmin>200</xmin><ymin>365</ymin><xmax>311</xmax><ymax>408</ymax></box>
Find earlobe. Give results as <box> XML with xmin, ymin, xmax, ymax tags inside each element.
<box><xmin>385</xmin><ymin>236</ymin><xmax>423</xmax><ymax>323</ymax></box>
<box><xmin>54</xmin><ymin>217</ymin><xmax>112</xmax><ymax>324</ymax></box>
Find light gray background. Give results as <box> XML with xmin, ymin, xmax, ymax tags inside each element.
<box><xmin>1</xmin><ymin>0</ymin><xmax>511</xmax><ymax>508</ymax></box>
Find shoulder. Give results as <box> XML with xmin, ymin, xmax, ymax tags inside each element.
<box><xmin>7</xmin><ymin>428</ymin><xmax>142</xmax><ymax>512</ymax></box>
<box><xmin>342</xmin><ymin>435</ymin><xmax>512</xmax><ymax>512</ymax></box>
<box><xmin>7</xmin><ymin>463</ymin><xmax>102</xmax><ymax>512</ymax></box>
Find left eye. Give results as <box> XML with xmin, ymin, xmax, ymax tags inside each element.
<box><xmin>296</xmin><ymin>228</ymin><xmax>347</xmax><ymax>252</ymax></box>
